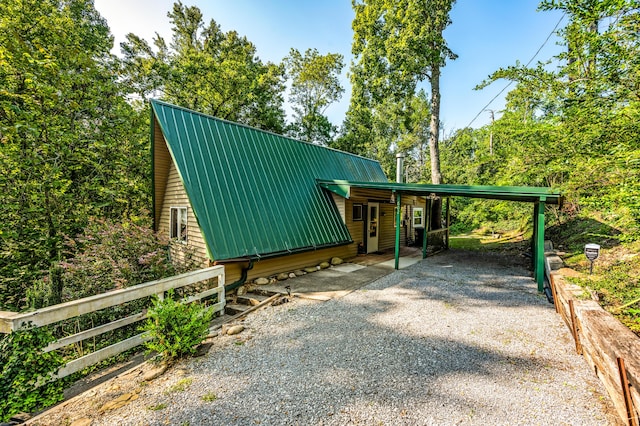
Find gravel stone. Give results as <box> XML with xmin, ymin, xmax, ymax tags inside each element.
<box><xmin>40</xmin><ymin>250</ymin><xmax>617</xmax><ymax>426</ymax></box>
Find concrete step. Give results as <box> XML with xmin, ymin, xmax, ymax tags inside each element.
<box><xmin>224</xmin><ymin>303</ymin><xmax>248</xmax><ymax>316</ymax></box>
<box><xmin>210</xmin><ymin>313</ymin><xmax>235</xmax><ymax>328</ymax></box>
<box><xmin>237</xmin><ymin>293</ymin><xmax>271</xmax><ymax>306</ymax></box>
<box><xmin>250</xmin><ymin>288</ymin><xmax>280</xmax><ymax>297</ymax></box>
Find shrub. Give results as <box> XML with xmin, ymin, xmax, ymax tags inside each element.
<box><xmin>26</xmin><ymin>216</ymin><xmax>201</xmax><ymax>310</ymax></box>
<box><xmin>0</xmin><ymin>325</ymin><xmax>65</xmax><ymax>422</ymax></box>
<box><xmin>141</xmin><ymin>290</ymin><xmax>214</xmax><ymax>363</ymax></box>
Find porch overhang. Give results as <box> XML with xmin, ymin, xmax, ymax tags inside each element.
<box><xmin>318</xmin><ymin>179</ymin><xmax>563</xmax><ymax>292</ymax></box>
<box><xmin>317</xmin><ymin>180</ymin><xmax>563</xmax><ymax>205</ymax></box>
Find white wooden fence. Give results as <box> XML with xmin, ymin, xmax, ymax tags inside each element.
<box><xmin>0</xmin><ymin>266</ymin><xmax>225</xmax><ymax>379</ymax></box>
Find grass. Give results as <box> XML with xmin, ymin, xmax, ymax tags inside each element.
<box><xmin>166</xmin><ymin>378</ymin><xmax>193</xmax><ymax>393</ymax></box>
<box><xmin>148</xmin><ymin>403</ymin><xmax>167</xmax><ymax>411</ymax></box>
<box><xmin>449</xmin><ymin>228</ymin><xmax>529</xmax><ymax>254</ymax></box>
<box><xmin>201</xmin><ymin>392</ymin><xmax>217</xmax><ymax>402</ymax></box>
<box><xmin>562</xmin><ymin>239</ymin><xmax>640</xmax><ymax>335</ymax></box>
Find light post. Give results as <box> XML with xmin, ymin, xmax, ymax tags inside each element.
<box><xmin>584</xmin><ymin>243</ymin><xmax>600</xmax><ymax>275</ymax></box>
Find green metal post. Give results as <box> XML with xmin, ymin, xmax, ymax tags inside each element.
<box><xmin>535</xmin><ymin>199</ymin><xmax>546</xmax><ymax>292</ymax></box>
<box><xmin>423</xmin><ymin>198</ymin><xmax>431</xmax><ymax>259</ymax></box>
<box><xmin>532</xmin><ymin>202</ymin><xmax>540</xmax><ymax>282</ymax></box>
<box><xmin>445</xmin><ymin>197</ymin><xmax>451</xmax><ymax>250</ymax></box>
<box><xmin>395</xmin><ymin>191</ymin><xmax>402</xmax><ymax>270</ymax></box>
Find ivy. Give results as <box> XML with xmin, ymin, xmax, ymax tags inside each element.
<box><xmin>0</xmin><ymin>325</ymin><xmax>65</xmax><ymax>422</ymax></box>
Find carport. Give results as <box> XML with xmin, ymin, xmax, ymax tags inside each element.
<box><xmin>318</xmin><ymin>179</ymin><xmax>563</xmax><ymax>292</ymax></box>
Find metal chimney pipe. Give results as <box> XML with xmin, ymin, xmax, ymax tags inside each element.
<box><xmin>396</xmin><ymin>153</ymin><xmax>405</xmax><ymax>183</ymax></box>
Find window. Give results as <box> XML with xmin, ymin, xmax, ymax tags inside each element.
<box><xmin>170</xmin><ymin>207</ymin><xmax>188</xmax><ymax>242</ymax></box>
<box><xmin>413</xmin><ymin>207</ymin><xmax>424</xmax><ymax>228</ymax></box>
<box><xmin>352</xmin><ymin>204</ymin><xmax>363</xmax><ymax>221</ymax></box>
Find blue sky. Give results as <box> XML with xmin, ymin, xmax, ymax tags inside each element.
<box><xmin>95</xmin><ymin>0</ymin><xmax>565</xmax><ymax>130</ymax></box>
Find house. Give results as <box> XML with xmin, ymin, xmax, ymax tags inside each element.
<box><xmin>151</xmin><ymin>100</ymin><xmax>428</xmax><ymax>287</ymax></box>
<box><xmin>151</xmin><ymin>100</ymin><xmax>562</xmax><ymax>291</ymax></box>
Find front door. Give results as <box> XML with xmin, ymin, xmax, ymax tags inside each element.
<box><xmin>367</xmin><ymin>202</ymin><xmax>379</xmax><ymax>253</ymax></box>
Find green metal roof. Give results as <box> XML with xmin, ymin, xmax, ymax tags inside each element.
<box><xmin>151</xmin><ymin>100</ymin><xmax>388</xmax><ymax>261</ymax></box>
<box><xmin>317</xmin><ymin>180</ymin><xmax>563</xmax><ymax>204</ymax></box>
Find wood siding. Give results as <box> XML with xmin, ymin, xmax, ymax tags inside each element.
<box><xmin>223</xmin><ymin>193</ymin><xmax>428</xmax><ymax>283</ymax></box>
<box><xmin>345</xmin><ymin>198</ymin><xmax>365</xmax><ymax>255</ymax></box>
<box><xmin>153</xmin><ymin>147</ymin><xmax>428</xmax><ymax>282</ymax></box>
<box><xmin>346</xmin><ymin>189</ymin><xmax>425</xmax><ymax>251</ymax></box>
<box><xmin>153</xmin><ymin>118</ymin><xmax>172</xmax><ymax>229</ymax></box>
<box><xmin>221</xmin><ymin>244</ymin><xmax>355</xmax><ymax>283</ymax></box>
<box><xmin>332</xmin><ymin>193</ymin><xmax>346</xmax><ymax>223</ymax></box>
<box><xmin>158</xmin><ymin>160</ymin><xmax>209</xmax><ymax>267</ymax></box>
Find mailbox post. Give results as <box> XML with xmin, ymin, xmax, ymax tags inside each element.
<box><xmin>584</xmin><ymin>243</ymin><xmax>600</xmax><ymax>274</ymax></box>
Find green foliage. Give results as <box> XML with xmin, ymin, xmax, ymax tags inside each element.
<box><xmin>25</xmin><ymin>216</ymin><xmax>192</xmax><ymax>309</ymax></box>
<box><xmin>148</xmin><ymin>403</ymin><xmax>167</xmax><ymax>411</ymax></box>
<box><xmin>568</xmin><ymin>242</ymin><xmax>640</xmax><ymax>335</ymax></box>
<box><xmin>141</xmin><ymin>290</ymin><xmax>214</xmax><ymax>363</ymax></box>
<box><xmin>345</xmin><ymin>0</ymin><xmax>456</xmax><ymax>188</ymax></box>
<box><xmin>201</xmin><ymin>391</ymin><xmax>217</xmax><ymax>401</ymax></box>
<box><xmin>284</xmin><ymin>48</ymin><xmax>344</xmax><ymax>145</ymax></box>
<box><xmin>120</xmin><ymin>1</ymin><xmax>286</xmax><ymax>133</ymax></box>
<box><xmin>0</xmin><ymin>0</ymin><xmax>150</xmax><ymax>311</ymax></box>
<box><xmin>442</xmin><ymin>0</ymin><xmax>639</xmax><ymax>239</ymax></box>
<box><xmin>166</xmin><ymin>377</ymin><xmax>193</xmax><ymax>393</ymax></box>
<box><xmin>0</xmin><ymin>325</ymin><xmax>65</xmax><ymax>422</ymax></box>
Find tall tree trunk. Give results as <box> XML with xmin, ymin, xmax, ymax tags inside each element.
<box><xmin>429</xmin><ymin>65</ymin><xmax>443</xmax><ymax>233</ymax></box>
<box><xmin>429</xmin><ymin>65</ymin><xmax>442</xmax><ymax>185</ymax></box>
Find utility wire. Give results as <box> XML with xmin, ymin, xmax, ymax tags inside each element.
<box><xmin>463</xmin><ymin>13</ymin><xmax>566</xmax><ymax>129</ymax></box>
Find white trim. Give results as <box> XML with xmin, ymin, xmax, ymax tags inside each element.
<box><xmin>413</xmin><ymin>207</ymin><xmax>424</xmax><ymax>228</ymax></box>
<box><xmin>170</xmin><ymin>206</ymin><xmax>188</xmax><ymax>242</ymax></box>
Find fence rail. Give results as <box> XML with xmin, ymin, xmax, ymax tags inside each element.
<box><xmin>0</xmin><ymin>265</ymin><xmax>225</xmax><ymax>379</ymax></box>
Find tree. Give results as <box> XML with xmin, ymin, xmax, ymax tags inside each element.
<box><xmin>283</xmin><ymin>48</ymin><xmax>344</xmax><ymax>145</ymax></box>
<box><xmin>0</xmin><ymin>0</ymin><xmax>150</xmax><ymax>310</ymax></box>
<box><xmin>346</xmin><ymin>0</ymin><xmax>456</xmax><ymax>230</ymax></box>
<box><xmin>447</xmin><ymin>0</ymin><xmax>640</xmax><ymax>234</ymax></box>
<box><xmin>121</xmin><ymin>1</ymin><xmax>287</xmax><ymax>133</ymax></box>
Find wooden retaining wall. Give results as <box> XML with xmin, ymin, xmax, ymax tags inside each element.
<box><xmin>546</xmin><ymin>253</ymin><xmax>640</xmax><ymax>426</ymax></box>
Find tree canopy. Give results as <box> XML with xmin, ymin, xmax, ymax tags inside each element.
<box><xmin>443</xmin><ymin>0</ymin><xmax>639</xmax><ymax>236</ymax></box>
<box><xmin>0</xmin><ymin>0</ymin><xmax>149</xmax><ymax>310</ymax></box>
<box><xmin>120</xmin><ymin>1</ymin><xmax>287</xmax><ymax>133</ymax></box>
<box><xmin>284</xmin><ymin>48</ymin><xmax>344</xmax><ymax>145</ymax></box>
<box><xmin>341</xmin><ymin>0</ymin><xmax>456</xmax><ymax>185</ymax></box>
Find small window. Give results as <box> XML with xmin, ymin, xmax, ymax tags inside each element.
<box><xmin>413</xmin><ymin>207</ymin><xmax>424</xmax><ymax>228</ymax></box>
<box><xmin>352</xmin><ymin>204</ymin><xmax>363</xmax><ymax>221</ymax></box>
<box><xmin>170</xmin><ymin>207</ymin><xmax>188</xmax><ymax>242</ymax></box>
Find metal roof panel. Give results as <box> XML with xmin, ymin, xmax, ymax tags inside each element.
<box><xmin>151</xmin><ymin>100</ymin><xmax>388</xmax><ymax>260</ymax></box>
<box><xmin>317</xmin><ymin>180</ymin><xmax>563</xmax><ymax>204</ymax></box>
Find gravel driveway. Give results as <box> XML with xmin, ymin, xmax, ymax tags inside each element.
<box><xmin>41</xmin><ymin>250</ymin><xmax>616</xmax><ymax>425</ymax></box>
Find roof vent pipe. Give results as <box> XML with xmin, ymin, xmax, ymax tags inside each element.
<box><xmin>396</xmin><ymin>153</ymin><xmax>405</xmax><ymax>183</ymax></box>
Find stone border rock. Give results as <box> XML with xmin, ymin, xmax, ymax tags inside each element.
<box><xmin>248</xmin><ymin>257</ymin><xmax>344</xmax><ymax>289</ymax></box>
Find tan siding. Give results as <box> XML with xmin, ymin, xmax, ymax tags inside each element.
<box><xmin>345</xmin><ymin>199</ymin><xmax>365</xmax><ymax>254</ymax></box>
<box><xmin>350</xmin><ymin>188</ymin><xmax>394</xmax><ymax>202</ymax></box>
<box><xmin>379</xmin><ymin>203</ymin><xmax>405</xmax><ymax>249</ymax></box>
<box><xmin>158</xmin><ymin>161</ymin><xmax>209</xmax><ymax>267</ymax></box>
<box><xmin>331</xmin><ymin>193</ymin><xmax>346</xmax><ymax>223</ymax></box>
<box><xmin>153</xmin><ymin>119</ymin><xmax>172</xmax><ymax>229</ymax></box>
<box><xmin>405</xmin><ymin>197</ymin><xmax>428</xmax><ymax>242</ymax></box>
<box><xmin>222</xmin><ymin>244</ymin><xmax>356</xmax><ymax>283</ymax></box>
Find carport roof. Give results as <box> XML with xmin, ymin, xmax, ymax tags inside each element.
<box><xmin>317</xmin><ymin>179</ymin><xmax>563</xmax><ymax>205</ymax></box>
